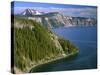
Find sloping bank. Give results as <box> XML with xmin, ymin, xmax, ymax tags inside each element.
<box><xmin>12</xmin><ymin>16</ymin><xmax>78</xmax><ymax>73</ymax></box>
<box><xmin>29</xmin><ymin>50</ymin><xmax>78</xmax><ymax>73</ymax></box>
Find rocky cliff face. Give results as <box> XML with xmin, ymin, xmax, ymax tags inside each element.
<box><xmin>17</xmin><ymin>9</ymin><xmax>97</xmax><ymax>28</ymax></box>
<box><xmin>27</xmin><ymin>12</ymin><xmax>97</xmax><ymax>28</ymax></box>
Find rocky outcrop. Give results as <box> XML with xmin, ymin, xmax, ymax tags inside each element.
<box><xmin>16</xmin><ymin>9</ymin><xmax>97</xmax><ymax>28</ymax></box>
<box><xmin>26</xmin><ymin>12</ymin><xmax>97</xmax><ymax>28</ymax></box>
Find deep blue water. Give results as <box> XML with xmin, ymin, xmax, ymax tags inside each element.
<box><xmin>30</xmin><ymin>26</ymin><xmax>97</xmax><ymax>72</ymax></box>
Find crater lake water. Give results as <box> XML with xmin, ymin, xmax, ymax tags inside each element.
<box><xmin>30</xmin><ymin>26</ymin><xmax>97</xmax><ymax>72</ymax></box>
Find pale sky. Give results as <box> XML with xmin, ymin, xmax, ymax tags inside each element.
<box><xmin>11</xmin><ymin>1</ymin><xmax>97</xmax><ymax>18</ymax></box>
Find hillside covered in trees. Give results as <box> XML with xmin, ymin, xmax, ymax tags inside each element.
<box><xmin>11</xmin><ymin>16</ymin><xmax>78</xmax><ymax>73</ymax></box>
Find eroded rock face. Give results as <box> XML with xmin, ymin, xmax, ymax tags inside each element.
<box><xmin>14</xmin><ymin>9</ymin><xmax>97</xmax><ymax>29</ymax></box>
<box><xmin>27</xmin><ymin>12</ymin><xmax>97</xmax><ymax>28</ymax></box>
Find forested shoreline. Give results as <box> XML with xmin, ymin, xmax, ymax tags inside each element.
<box><xmin>12</xmin><ymin>16</ymin><xmax>78</xmax><ymax>73</ymax></box>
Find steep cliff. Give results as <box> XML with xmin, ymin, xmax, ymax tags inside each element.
<box><xmin>12</xmin><ymin>16</ymin><xmax>78</xmax><ymax>73</ymax></box>
<box><xmin>16</xmin><ymin>9</ymin><xmax>97</xmax><ymax>29</ymax></box>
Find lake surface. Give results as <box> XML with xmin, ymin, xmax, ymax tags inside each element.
<box><xmin>30</xmin><ymin>26</ymin><xmax>97</xmax><ymax>72</ymax></box>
